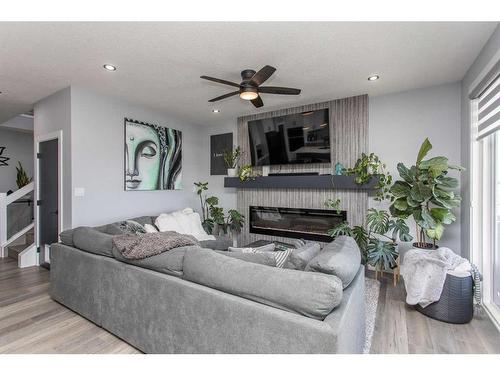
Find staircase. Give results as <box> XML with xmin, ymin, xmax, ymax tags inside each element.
<box><xmin>7</xmin><ymin>229</ymin><xmax>35</xmax><ymax>261</ymax></box>
<box><xmin>0</xmin><ymin>182</ymin><xmax>38</xmax><ymax>268</ymax></box>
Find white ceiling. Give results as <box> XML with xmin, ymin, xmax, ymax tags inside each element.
<box><xmin>0</xmin><ymin>22</ymin><xmax>497</xmax><ymax>126</ymax></box>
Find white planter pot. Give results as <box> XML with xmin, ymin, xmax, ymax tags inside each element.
<box><xmin>227</xmin><ymin>168</ymin><xmax>238</xmax><ymax>177</ymax></box>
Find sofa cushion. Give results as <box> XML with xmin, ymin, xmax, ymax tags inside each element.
<box><xmin>59</xmin><ymin>228</ymin><xmax>75</xmax><ymax>247</ymax></box>
<box><xmin>216</xmin><ymin>250</ymin><xmax>276</xmax><ymax>267</ymax></box>
<box><xmin>72</xmin><ymin>226</ymin><xmax>115</xmax><ymax>257</ymax></box>
<box><xmin>199</xmin><ymin>236</ymin><xmax>232</xmax><ymax>251</ymax></box>
<box><xmin>287</xmin><ymin>242</ymin><xmax>321</xmax><ymax>270</ymax></box>
<box><xmin>305</xmin><ymin>236</ymin><xmax>361</xmax><ymax>288</ymax></box>
<box><xmin>183</xmin><ymin>248</ymin><xmax>343</xmax><ymax>320</ymax></box>
<box><xmin>111</xmin><ymin>245</ymin><xmax>194</xmax><ymax>277</ymax></box>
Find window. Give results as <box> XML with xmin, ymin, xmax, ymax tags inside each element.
<box><xmin>471</xmin><ymin>72</ymin><xmax>500</xmax><ymax>321</ymax></box>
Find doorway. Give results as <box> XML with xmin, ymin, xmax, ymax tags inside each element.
<box><xmin>35</xmin><ymin>131</ymin><xmax>63</xmax><ymax>266</ymax></box>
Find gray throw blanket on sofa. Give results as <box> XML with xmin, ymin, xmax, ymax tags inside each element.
<box><xmin>112</xmin><ymin>231</ymin><xmax>199</xmax><ymax>260</ymax></box>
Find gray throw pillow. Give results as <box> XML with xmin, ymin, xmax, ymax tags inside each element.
<box><xmin>287</xmin><ymin>242</ymin><xmax>321</xmax><ymax>270</ymax></box>
<box><xmin>305</xmin><ymin>236</ymin><xmax>361</xmax><ymax>289</ymax></box>
<box><xmin>118</xmin><ymin>220</ymin><xmax>147</xmax><ymax>235</ymax></box>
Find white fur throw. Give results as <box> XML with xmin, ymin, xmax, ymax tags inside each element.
<box><xmin>155</xmin><ymin>208</ymin><xmax>216</xmax><ymax>241</ymax></box>
<box><xmin>401</xmin><ymin>247</ymin><xmax>470</xmax><ymax>308</ymax></box>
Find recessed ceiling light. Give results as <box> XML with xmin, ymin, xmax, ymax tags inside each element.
<box><xmin>212</xmin><ymin>109</ymin><xmax>221</xmax><ymax>113</ymax></box>
<box><xmin>103</xmin><ymin>64</ymin><xmax>117</xmax><ymax>71</ymax></box>
<box><xmin>368</xmin><ymin>75</ymin><xmax>380</xmax><ymax>81</ymax></box>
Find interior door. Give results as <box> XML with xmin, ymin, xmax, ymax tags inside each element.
<box><xmin>38</xmin><ymin>138</ymin><xmax>59</xmax><ymax>264</ymax></box>
<box><xmin>494</xmin><ymin>131</ymin><xmax>500</xmax><ymax>307</ymax></box>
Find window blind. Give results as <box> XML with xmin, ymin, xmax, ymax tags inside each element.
<box><xmin>477</xmin><ymin>74</ymin><xmax>500</xmax><ymax>140</ymax></box>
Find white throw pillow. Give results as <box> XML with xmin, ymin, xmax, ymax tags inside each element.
<box><xmin>155</xmin><ymin>208</ymin><xmax>215</xmax><ymax>241</ymax></box>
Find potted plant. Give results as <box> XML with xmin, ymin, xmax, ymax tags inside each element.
<box><xmin>328</xmin><ymin>208</ymin><xmax>413</xmax><ymax>271</ymax></box>
<box><xmin>194</xmin><ymin>181</ymin><xmax>245</xmax><ymax>243</ymax></box>
<box><xmin>16</xmin><ymin>161</ymin><xmax>32</xmax><ymax>189</ymax></box>
<box><xmin>389</xmin><ymin>138</ymin><xmax>463</xmax><ymax>249</ymax></box>
<box><xmin>223</xmin><ymin>146</ymin><xmax>242</xmax><ymax>177</ymax></box>
<box><xmin>345</xmin><ymin>153</ymin><xmax>393</xmax><ymax>202</ymax></box>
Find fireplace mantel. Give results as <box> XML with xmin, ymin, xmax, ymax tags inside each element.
<box><xmin>224</xmin><ymin>174</ymin><xmax>379</xmax><ymax>190</ymax></box>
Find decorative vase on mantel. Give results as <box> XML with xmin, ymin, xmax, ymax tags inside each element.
<box><xmin>227</xmin><ymin>167</ymin><xmax>238</xmax><ymax>178</ymax></box>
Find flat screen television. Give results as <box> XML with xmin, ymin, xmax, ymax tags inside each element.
<box><xmin>247</xmin><ymin>108</ymin><xmax>330</xmax><ymax>166</ymax></box>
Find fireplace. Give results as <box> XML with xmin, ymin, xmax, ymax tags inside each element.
<box><xmin>249</xmin><ymin>206</ymin><xmax>347</xmax><ymax>242</ymax></box>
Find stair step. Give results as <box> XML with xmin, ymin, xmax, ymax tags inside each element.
<box><xmin>8</xmin><ymin>243</ymin><xmax>34</xmax><ymax>260</ymax></box>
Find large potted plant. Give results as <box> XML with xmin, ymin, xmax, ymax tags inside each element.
<box><xmin>389</xmin><ymin>138</ymin><xmax>463</xmax><ymax>249</ymax></box>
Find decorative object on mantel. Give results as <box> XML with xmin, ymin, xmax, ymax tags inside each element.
<box><xmin>238</xmin><ymin>164</ymin><xmax>259</xmax><ymax>182</ymax></box>
<box><xmin>16</xmin><ymin>161</ymin><xmax>32</xmax><ymax>188</ymax></box>
<box><xmin>329</xmin><ymin>207</ymin><xmax>413</xmax><ymax>285</ymax></box>
<box><xmin>223</xmin><ymin>146</ymin><xmax>242</xmax><ymax>177</ymax></box>
<box><xmin>345</xmin><ymin>153</ymin><xmax>392</xmax><ymax>202</ymax></box>
<box><xmin>210</xmin><ymin>133</ymin><xmax>233</xmax><ymax>175</ymax></box>
<box><xmin>389</xmin><ymin>138</ymin><xmax>463</xmax><ymax>249</ymax></box>
<box><xmin>334</xmin><ymin>162</ymin><xmax>345</xmax><ymax>175</ymax></box>
<box><xmin>194</xmin><ymin>181</ymin><xmax>245</xmax><ymax>242</ymax></box>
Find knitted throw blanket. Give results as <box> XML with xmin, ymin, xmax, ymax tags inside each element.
<box><xmin>401</xmin><ymin>247</ymin><xmax>468</xmax><ymax>308</ymax></box>
<box><xmin>112</xmin><ymin>231</ymin><xmax>199</xmax><ymax>260</ymax></box>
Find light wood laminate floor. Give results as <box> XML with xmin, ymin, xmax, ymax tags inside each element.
<box><xmin>1</xmin><ymin>258</ymin><xmax>499</xmax><ymax>354</ymax></box>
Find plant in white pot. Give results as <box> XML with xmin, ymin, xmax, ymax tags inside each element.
<box><xmin>388</xmin><ymin>138</ymin><xmax>464</xmax><ymax>249</ymax></box>
<box><xmin>223</xmin><ymin>146</ymin><xmax>242</xmax><ymax>177</ymax></box>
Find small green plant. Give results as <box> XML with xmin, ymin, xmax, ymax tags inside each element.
<box><xmin>194</xmin><ymin>181</ymin><xmax>245</xmax><ymax>236</ymax></box>
<box><xmin>329</xmin><ymin>208</ymin><xmax>412</xmax><ymax>270</ymax></box>
<box><xmin>238</xmin><ymin>164</ymin><xmax>258</xmax><ymax>182</ymax></box>
<box><xmin>16</xmin><ymin>161</ymin><xmax>32</xmax><ymax>188</ymax></box>
<box><xmin>389</xmin><ymin>138</ymin><xmax>463</xmax><ymax>248</ymax></box>
<box><xmin>223</xmin><ymin>146</ymin><xmax>242</xmax><ymax>169</ymax></box>
<box><xmin>325</xmin><ymin>198</ymin><xmax>342</xmax><ymax>214</ymax></box>
<box><xmin>345</xmin><ymin>153</ymin><xmax>392</xmax><ymax>202</ymax></box>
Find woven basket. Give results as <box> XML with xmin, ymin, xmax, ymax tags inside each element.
<box><xmin>415</xmin><ymin>273</ymin><xmax>474</xmax><ymax>324</ymax></box>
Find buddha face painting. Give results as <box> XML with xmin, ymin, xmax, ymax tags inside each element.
<box><xmin>124</xmin><ymin>119</ymin><xmax>182</xmax><ymax>191</ymax></box>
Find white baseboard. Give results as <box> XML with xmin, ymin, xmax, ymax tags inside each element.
<box><xmin>483</xmin><ymin>302</ymin><xmax>500</xmax><ymax>333</ymax></box>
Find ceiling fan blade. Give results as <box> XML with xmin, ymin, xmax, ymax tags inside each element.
<box><xmin>251</xmin><ymin>96</ymin><xmax>264</xmax><ymax>108</ymax></box>
<box><xmin>208</xmin><ymin>91</ymin><xmax>240</xmax><ymax>102</ymax></box>
<box><xmin>258</xmin><ymin>86</ymin><xmax>301</xmax><ymax>95</ymax></box>
<box><xmin>250</xmin><ymin>65</ymin><xmax>276</xmax><ymax>86</ymax></box>
<box><xmin>200</xmin><ymin>75</ymin><xmax>240</xmax><ymax>88</ymax></box>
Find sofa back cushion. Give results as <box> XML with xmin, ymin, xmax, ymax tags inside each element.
<box><xmin>286</xmin><ymin>242</ymin><xmax>321</xmax><ymax>270</ymax></box>
<box><xmin>72</xmin><ymin>227</ymin><xmax>115</xmax><ymax>257</ymax></box>
<box><xmin>305</xmin><ymin>236</ymin><xmax>361</xmax><ymax>288</ymax></box>
<box><xmin>183</xmin><ymin>248</ymin><xmax>343</xmax><ymax>320</ymax></box>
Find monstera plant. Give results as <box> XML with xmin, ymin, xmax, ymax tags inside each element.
<box><xmin>328</xmin><ymin>208</ymin><xmax>412</xmax><ymax>271</ymax></box>
<box><xmin>389</xmin><ymin>138</ymin><xmax>463</xmax><ymax>249</ymax></box>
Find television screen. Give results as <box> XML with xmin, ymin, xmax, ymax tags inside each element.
<box><xmin>247</xmin><ymin>108</ymin><xmax>330</xmax><ymax>166</ymax></box>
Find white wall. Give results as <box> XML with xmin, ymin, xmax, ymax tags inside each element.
<box><xmin>460</xmin><ymin>25</ymin><xmax>500</xmax><ymax>260</ymax></box>
<box><xmin>34</xmin><ymin>87</ymin><xmax>72</xmax><ymax>230</ymax></box>
<box><xmin>370</xmin><ymin>82</ymin><xmax>462</xmax><ymax>254</ymax></box>
<box><xmin>0</xmin><ymin>128</ymin><xmax>33</xmax><ymax>193</ymax></box>
<box><xmin>70</xmin><ymin>87</ymin><xmax>206</xmax><ymax>227</ymax></box>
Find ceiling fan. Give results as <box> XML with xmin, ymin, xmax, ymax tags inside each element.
<box><xmin>200</xmin><ymin>65</ymin><xmax>301</xmax><ymax>108</ymax></box>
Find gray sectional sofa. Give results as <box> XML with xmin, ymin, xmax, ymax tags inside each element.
<box><xmin>50</xmin><ymin>216</ymin><xmax>366</xmax><ymax>354</ymax></box>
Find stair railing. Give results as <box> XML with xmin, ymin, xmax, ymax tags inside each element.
<box><xmin>0</xmin><ymin>181</ymin><xmax>35</xmax><ymax>258</ymax></box>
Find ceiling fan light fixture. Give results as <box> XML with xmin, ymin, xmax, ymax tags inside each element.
<box><xmin>239</xmin><ymin>91</ymin><xmax>259</xmax><ymax>101</ymax></box>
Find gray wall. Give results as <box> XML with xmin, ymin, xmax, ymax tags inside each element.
<box><xmin>0</xmin><ymin>128</ymin><xmax>34</xmax><ymax>193</ymax></box>
<box><xmin>34</xmin><ymin>87</ymin><xmax>72</xmax><ymax>230</ymax></box>
<box><xmin>70</xmin><ymin>87</ymin><xmax>204</xmax><ymax>227</ymax></box>
<box><xmin>370</xmin><ymin>82</ymin><xmax>462</xmax><ymax>254</ymax></box>
<box><xmin>460</xmin><ymin>25</ymin><xmax>500</xmax><ymax>260</ymax></box>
